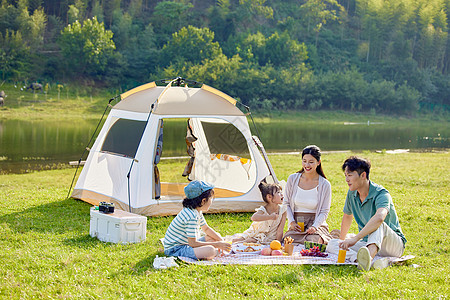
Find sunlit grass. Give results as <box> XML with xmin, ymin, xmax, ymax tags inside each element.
<box><xmin>0</xmin><ymin>152</ymin><xmax>448</xmax><ymax>298</ymax></box>
<box><xmin>0</xmin><ymin>82</ymin><xmax>117</xmax><ymax>121</ymax></box>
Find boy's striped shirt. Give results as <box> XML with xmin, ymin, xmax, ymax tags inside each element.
<box><xmin>164</xmin><ymin>207</ymin><xmax>206</xmax><ymax>250</ymax></box>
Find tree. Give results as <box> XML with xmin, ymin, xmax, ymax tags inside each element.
<box><xmin>264</xmin><ymin>31</ymin><xmax>308</xmax><ymax>67</ymax></box>
<box><xmin>29</xmin><ymin>0</ymin><xmax>44</xmax><ymax>13</ymax></box>
<box><xmin>235</xmin><ymin>31</ymin><xmax>308</xmax><ymax>68</ymax></box>
<box><xmin>0</xmin><ymin>2</ymin><xmax>21</xmax><ymax>34</ymax></box>
<box><xmin>122</xmin><ymin>23</ymin><xmax>159</xmax><ymax>84</ymax></box>
<box><xmin>29</xmin><ymin>7</ymin><xmax>47</xmax><ymax>50</ymax></box>
<box><xmin>161</xmin><ymin>26</ymin><xmax>222</xmax><ymax>68</ymax></box>
<box><xmin>90</xmin><ymin>0</ymin><xmax>104</xmax><ymax>23</ymax></box>
<box><xmin>207</xmin><ymin>0</ymin><xmax>235</xmax><ymax>44</ymax></box>
<box><xmin>414</xmin><ymin>0</ymin><xmax>448</xmax><ymax>71</ymax></box>
<box><xmin>103</xmin><ymin>0</ymin><xmax>121</xmax><ymax>27</ymax></box>
<box><xmin>300</xmin><ymin>0</ymin><xmax>343</xmax><ymax>46</ymax></box>
<box><xmin>234</xmin><ymin>0</ymin><xmax>273</xmax><ymax>32</ymax></box>
<box><xmin>0</xmin><ymin>29</ymin><xmax>31</xmax><ymax>80</ymax></box>
<box><xmin>151</xmin><ymin>1</ymin><xmax>193</xmax><ymax>39</ymax></box>
<box><xmin>58</xmin><ymin>17</ymin><xmax>116</xmax><ymax>77</ymax></box>
<box><xmin>111</xmin><ymin>9</ymin><xmax>137</xmax><ymax>51</ymax></box>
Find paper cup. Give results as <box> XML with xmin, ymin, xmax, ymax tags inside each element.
<box><xmin>285</xmin><ymin>244</ymin><xmax>294</xmax><ymax>256</ymax></box>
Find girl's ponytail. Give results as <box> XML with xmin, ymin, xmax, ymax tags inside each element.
<box><xmin>258</xmin><ymin>180</ymin><xmax>282</xmax><ymax>203</ymax></box>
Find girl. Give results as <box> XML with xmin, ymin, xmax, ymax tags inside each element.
<box><xmin>164</xmin><ymin>180</ymin><xmax>231</xmax><ymax>260</ymax></box>
<box><xmin>283</xmin><ymin>145</ymin><xmax>334</xmax><ymax>245</ymax></box>
<box><xmin>233</xmin><ymin>181</ymin><xmax>287</xmax><ymax>244</ymax></box>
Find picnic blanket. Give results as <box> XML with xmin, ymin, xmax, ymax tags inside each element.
<box><xmin>178</xmin><ymin>245</ymin><xmax>414</xmax><ymax>266</ymax></box>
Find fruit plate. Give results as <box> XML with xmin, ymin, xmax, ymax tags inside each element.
<box><xmin>304</xmin><ymin>241</ymin><xmax>327</xmax><ymax>252</ymax></box>
<box><xmin>232</xmin><ymin>243</ymin><xmax>265</xmax><ymax>255</ymax></box>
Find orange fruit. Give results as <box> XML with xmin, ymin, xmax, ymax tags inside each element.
<box><xmin>270</xmin><ymin>240</ymin><xmax>282</xmax><ymax>250</ymax></box>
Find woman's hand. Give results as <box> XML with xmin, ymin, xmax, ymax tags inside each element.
<box><xmin>306</xmin><ymin>226</ymin><xmax>317</xmax><ymax>234</ymax></box>
<box><xmin>289</xmin><ymin>221</ymin><xmax>302</xmax><ymax>231</ymax></box>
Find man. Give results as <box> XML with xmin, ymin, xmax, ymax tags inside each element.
<box><xmin>338</xmin><ymin>156</ymin><xmax>406</xmax><ymax>271</ymax></box>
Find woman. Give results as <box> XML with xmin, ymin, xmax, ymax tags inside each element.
<box><xmin>283</xmin><ymin>145</ymin><xmax>333</xmax><ymax>245</ymax></box>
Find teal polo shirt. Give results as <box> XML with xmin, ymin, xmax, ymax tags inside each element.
<box><xmin>343</xmin><ymin>181</ymin><xmax>406</xmax><ymax>245</ymax></box>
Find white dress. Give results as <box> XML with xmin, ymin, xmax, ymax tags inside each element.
<box><xmin>239</xmin><ymin>204</ymin><xmax>287</xmax><ymax>243</ymax></box>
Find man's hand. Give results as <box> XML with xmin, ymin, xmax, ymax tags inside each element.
<box><xmin>339</xmin><ymin>237</ymin><xmax>358</xmax><ymax>250</ymax></box>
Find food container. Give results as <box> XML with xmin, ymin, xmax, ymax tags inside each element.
<box><xmin>304</xmin><ymin>241</ymin><xmax>327</xmax><ymax>252</ymax></box>
<box><xmin>89</xmin><ymin>207</ymin><xmax>147</xmax><ymax>244</ymax></box>
<box><xmin>285</xmin><ymin>244</ymin><xmax>294</xmax><ymax>255</ymax></box>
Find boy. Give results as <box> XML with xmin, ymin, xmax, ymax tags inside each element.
<box><xmin>164</xmin><ymin>180</ymin><xmax>231</xmax><ymax>260</ymax></box>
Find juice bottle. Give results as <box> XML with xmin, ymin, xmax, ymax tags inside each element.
<box><xmin>338</xmin><ymin>249</ymin><xmax>347</xmax><ymax>263</ymax></box>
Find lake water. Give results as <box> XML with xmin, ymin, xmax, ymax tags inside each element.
<box><xmin>0</xmin><ymin>118</ymin><xmax>448</xmax><ymax>174</ymax></box>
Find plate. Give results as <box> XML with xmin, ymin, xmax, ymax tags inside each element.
<box><xmin>232</xmin><ymin>242</ymin><xmax>265</xmax><ymax>255</ymax></box>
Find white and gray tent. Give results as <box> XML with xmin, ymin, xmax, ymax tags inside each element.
<box><xmin>72</xmin><ymin>79</ymin><xmax>277</xmax><ymax>216</ymax></box>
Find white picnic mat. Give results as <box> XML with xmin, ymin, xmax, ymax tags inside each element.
<box><xmin>179</xmin><ymin>245</ymin><xmax>355</xmax><ymax>265</ymax></box>
<box><xmin>178</xmin><ymin>245</ymin><xmax>414</xmax><ymax>266</ymax></box>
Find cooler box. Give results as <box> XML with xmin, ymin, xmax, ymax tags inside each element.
<box><xmin>90</xmin><ymin>207</ymin><xmax>147</xmax><ymax>244</ymax></box>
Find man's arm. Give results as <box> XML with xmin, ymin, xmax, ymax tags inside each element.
<box><xmin>353</xmin><ymin>207</ymin><xmax>388</xmax><ymax>241</ymax></box>
<box><xmin>340</xmin><ymin>208</ymin><xmax>388</xmax><ymax>250</ymax></box>
<box><xmin>339</xmin><ymin>213</ymin><xmax>353</xmax><ymax>240</ymax></box>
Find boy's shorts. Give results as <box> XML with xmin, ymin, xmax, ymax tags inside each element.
<box><xmin>164</xmin><ymin>237</ymin><xmax>206</xmax><ymax>260</ymax></box>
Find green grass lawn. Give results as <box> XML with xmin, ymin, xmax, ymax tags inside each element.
<box><xmin>0</xmin><ymin>152</ymin><xmax>448</xmax><ymax>299</ymax></box>
<box><xmin>0</xmin><ymin>82</ymin><xmax>118</xmax><ymax>121</ymax></box>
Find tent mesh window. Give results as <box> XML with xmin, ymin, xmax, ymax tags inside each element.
<box><xmin>200</xmin><ymin>121</ymin><xmax>250</xmax><ymax>158</ymax></box>
<box><xmin>101</xmin><ymin>119</ymin><xmax>146</xmax><ymax>158</ymax></box>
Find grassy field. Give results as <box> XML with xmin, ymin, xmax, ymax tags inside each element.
<box><xmin>0</xmin><ymin>82</ymin><xmax>118</xmax><ymax>121</ymax></box>
<box><xmin>0</xmin><ymin>152</ymin><xmax>448</xmax><ymax>299</ymax></box>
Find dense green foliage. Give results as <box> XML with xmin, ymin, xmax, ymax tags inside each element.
<box><xmin>0</xmin><ymin>0</ymin><xmax>449</xmax><ymax>115</ymax></box>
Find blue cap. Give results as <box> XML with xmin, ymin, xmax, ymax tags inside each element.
<box><xmin>184</xmin><ymin>180</ymin><xmax>214</xmax><ymax>199</ymax></box>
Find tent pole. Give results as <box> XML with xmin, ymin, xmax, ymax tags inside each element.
<box><xmin>241</xmin><ymin>104</ymin><xmax>262</xmax><ymax>139</ymax></box>
<box><xmin>65</xmin><ymin>96</ymin><xmax>118</xmax><ymax>200</ymax></box>
<box><xmin>127</xmin><ymin>159</ymin><xmax>135</xmax><ymax>213</ymax></box>
<box><xmin>126</xmin><ymin>102</ymin><xmax>155</xmax><ymax>213</ymax></box>
<box><xmin>241</xmin><ymin>104</ymin><xmax>279</xmax><ymax>184</ymax></box>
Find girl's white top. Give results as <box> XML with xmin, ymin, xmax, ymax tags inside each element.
<box><xmin>239</xmin><ymin>204</ymin><xmax>287</xmax><ymax>243</ymax></box>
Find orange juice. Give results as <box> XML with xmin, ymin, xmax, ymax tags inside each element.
<box><xmin>297</xmin><ymin>222</ymin><xmax>305</xmax><ymax>232</ymax></box>
<box><xmin>337</xmin><ymin>249</ymin><xmax>347</xmax><ymax>263</ymax></box>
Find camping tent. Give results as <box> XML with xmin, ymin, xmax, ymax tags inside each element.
<box><xmin>72</xmin><ymin>79</ymin><xmax>275</xmax><ymax>216</ymax></box>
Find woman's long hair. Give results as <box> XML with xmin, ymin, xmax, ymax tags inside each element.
<box><xmin>297</xmin><ymin>145</ymin><xmax>327</xmax><ymax>179</ymax></box>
